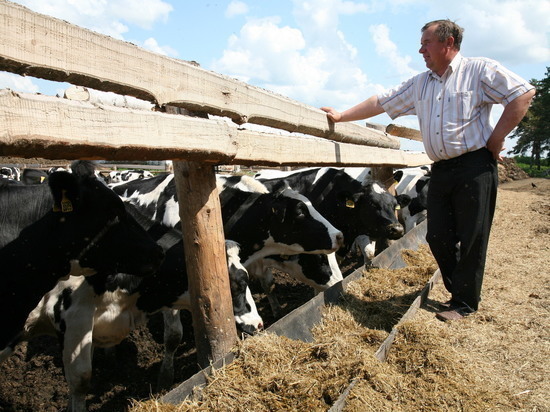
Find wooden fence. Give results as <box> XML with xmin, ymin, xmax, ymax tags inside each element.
<box><xmin>0</xmin><ymin>0</ymin><xmax>430</xmax><ymax>368</ymax></box>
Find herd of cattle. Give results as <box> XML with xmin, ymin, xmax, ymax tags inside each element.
<box><xmin>0</xmin><ymin>161</ymin><xmax>430</xmax><ymax>411</ymax></box>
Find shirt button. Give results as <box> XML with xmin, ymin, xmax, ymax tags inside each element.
<box><xmin>437</xmin><ymin>115</ymin><xmax>440</xmax><ymax>117</ymax></box>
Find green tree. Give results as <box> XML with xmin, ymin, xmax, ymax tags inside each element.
<box><xmin>509</xmin><ymin>67</ymin><xmax>550</xmax><ymax>169</ymax></box>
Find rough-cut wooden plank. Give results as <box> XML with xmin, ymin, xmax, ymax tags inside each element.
<box><xmin>386</xmin><ymin>123</ymin><xmax>423</xmax><ymax>142</ymax></box>
<box><xmin>173</xmin><ymin>161</ymin><xmax>238</xmax><ymax>368</ymax></box>
<box><xmin>0</xmin><ymin>0</ymin><xmax>400</xmax><ymax>149</ymax></box>
<box><xmin>0</xmin><ymin>90</ymin><xmax>432</xmax><ymax>167</ymax></box>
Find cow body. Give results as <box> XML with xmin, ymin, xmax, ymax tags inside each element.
<box><xmin>108</xmin><ymin>169</ymin><xmax>155</xmax><ymax>186</ymax></box>
<box><xmin>114</xmin><ymin>173</ymin><xmax>343</xmax><ymax>265</ymax></box>
<box><xmin>0</xmin><ymin>161</ymin><xmax>164</xmax><ymax>354</ymax></box>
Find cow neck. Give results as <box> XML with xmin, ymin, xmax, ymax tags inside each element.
<box><xmin>305</xmin><ymin>170</ymin><xmax>338</xmax><ymax>205</ymax></box>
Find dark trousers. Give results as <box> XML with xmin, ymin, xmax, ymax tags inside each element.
<box><xmin>426</xmin><ymin>148</ymin><xmax>498</xmax><ymax>312</ymax></box>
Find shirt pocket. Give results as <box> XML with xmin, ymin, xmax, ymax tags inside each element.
<box><xmin>449</xmin><ymin>91</ymin><xmax>473</xmax><ymax>121</ymax></box>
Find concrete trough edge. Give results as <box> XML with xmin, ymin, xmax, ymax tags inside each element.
<box><xmin>162</xmin><ymin>221</ymin><xmax>430</xmax><ymax>404</ymax></box>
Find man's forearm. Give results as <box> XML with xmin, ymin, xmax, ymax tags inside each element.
<box><xmin>339</xmin><ymin>95</ymin><xmax>385</xmax><ymax>122</ymax></box>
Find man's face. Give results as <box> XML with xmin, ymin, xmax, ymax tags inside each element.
<box><xmin>419</xmin><ymin>24</ymin><xmax>452</xmax><ymax>76</ymax></box>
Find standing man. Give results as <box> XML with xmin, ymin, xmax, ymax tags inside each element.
<box><xmin>321</xmin><ymin>19</ymin><xmax>535</xmax><ymax>321</ymax></box>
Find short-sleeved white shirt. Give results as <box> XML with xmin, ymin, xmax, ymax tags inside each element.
<box><xmin>378</xmin><ymin>53</ymin><xmax>534</xmax><ymax>161</ymax></box>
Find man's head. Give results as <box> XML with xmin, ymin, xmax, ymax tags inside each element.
<box><xmin>419</xmin><ymin>19</ymin><xmax>463</xmax><ymax>76</ymax></box>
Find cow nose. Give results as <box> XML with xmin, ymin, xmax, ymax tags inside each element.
<box><xmin>387</xmin><ymin>224</ymin><xmax>405</xmax><ymax>239</ymax></box>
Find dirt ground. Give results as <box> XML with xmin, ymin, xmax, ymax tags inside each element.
<box><xmin>0</xmin><ymin>173</ymin><xmax>548</xmax><ymax>411</ymax></box>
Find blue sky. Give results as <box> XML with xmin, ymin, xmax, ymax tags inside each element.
<box><xmin>1</xmin><ymin>0</ymin><xmax>549</xmax><ymax>153</ymax></box>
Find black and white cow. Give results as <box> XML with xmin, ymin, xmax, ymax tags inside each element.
<box><xmin>2</xmin><ymin>239</ymin><xmax>259</xmax><ymax>412</ymax></box>
<box><xmin>113</xmin><ymin>173</ymin><xmax>344</xmax><ymax>266</ymax></box>
<box><xmin>0</xmin><ymin>161</ymin><xmax>164</xmax><ymax>353</ymax></box>
<box><xmin>0</xmin><ymin>166</ymin><xmax>21</xmax><ymax>184</ymax></box>
<box><xmin>255</xmin><ymin>167</ymin><xmax>411</xmax><ymax>256</ymax></box>
<box><xmin>394</xmin><ymin>166</ymin><xmax>431</xmax><ymax>233</ymax></box>
<box><xmin>108</xmin><ymin>169</ymin><xmax>155</xmax><ymax>186</ymax></box>
<box><xmin>218</xmin><ymin>174</ymin><xmax>344</xmax><ymax>315</ymax></box>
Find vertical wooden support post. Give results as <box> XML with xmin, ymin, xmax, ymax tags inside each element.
<box><xmin>172</xmin><ymin>160</ymin><xmax>237</xmax><ymax>368</ymax></box>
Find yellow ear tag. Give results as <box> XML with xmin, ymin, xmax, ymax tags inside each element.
<box><xmin>40</xmin><ymin>176</ymin><xmax>46</xmax><ymax>183</ymax></box>
<box><xmin>61</xmin><ymin>190</ymin><xmax>73</xmax><ymax>213</ymax></box>
<box><xmin>395</xmin><ymin>205</ymin><xmax>401</xmax><ymax>210</ymax></box>
<box><xmin>345</xmin><ymin>199</ymin><xmax>355</xmax><ymax>208</ymax></box>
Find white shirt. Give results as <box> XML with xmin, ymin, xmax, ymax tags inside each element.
<box><xmin>378</xmin><ymin>53</ymin><xmax>535</xmax><ymax>161</ymax></box>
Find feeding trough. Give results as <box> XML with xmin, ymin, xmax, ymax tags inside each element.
<box><xmin>162</xmin><ymin>221</ymin><xmax>439</xmax><ymax>405</ymax></box>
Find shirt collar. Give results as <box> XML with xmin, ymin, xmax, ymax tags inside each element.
<box><xmin>429</xmin><ymin>52</ymin><xmax>463</xmax><ymax>80</ymax></box>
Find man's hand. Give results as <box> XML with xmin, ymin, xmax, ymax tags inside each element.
<box><xmin>486</xmin><ymin>135</ymin><xmax>506</xmax><ymax>161</ymax></box>
<box><xmin>320</xmin><ymin>107</ymin><xmax>342</xmax><ymax>123</ymax></box>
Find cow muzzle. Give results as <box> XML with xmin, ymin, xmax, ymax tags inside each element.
<box><xmin>385</xmin><ymin>223</ymin><xmax>405</xmax><ymax>240</ymax></box>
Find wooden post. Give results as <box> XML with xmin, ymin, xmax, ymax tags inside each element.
<box><xmin>172</xmin><ymin>160</ymin><xmax>237</xmax><ymax>368</ymax></box>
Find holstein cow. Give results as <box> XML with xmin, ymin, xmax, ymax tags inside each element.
<box><xmin>218</xmin><ymin>174</ymin><xmax>344</xmax><ymax>316</ymax></box>
<box><xmin>0</xmin><ymin>162</ymin><xmax>164</xmax><ymax>355</ymax></box>
<box><xmin>255</xmin><ymin>167</ymin><xmax>411</xmax><ymax>256</ymax></box>
<box><xmin>394</xmin><ymin>166</ymin><xmax>431</xmax><ymax>233</ymax></box>
<box><xmin>0</xmin><ymin>166</ymin><xmax>21</xmax><ymax>182</ymax></box>
<box><xmin>3</xmin><ymin>240</ymin><xmax>259</xmax><ymax>412</ymax></box>
<box><xmin>113</xmin><ymin>173</ymin><xmax>343</xmax><ymax>265</ymax></box>
<box><xmin>108</xmin><ymin>169</ymin><xmax>155</xmax><ymax>186</ymax></box>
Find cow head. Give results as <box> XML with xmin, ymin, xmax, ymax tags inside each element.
<box><xmin>334</xmin><ymin>182</ymin><xmax>410</xmax><ymax>243</ymax></box>
<box><xmin>267</xmin><ymin>181</ymin><xmax>344</xmax><ymax>255</ymax></box>
<box><xmin>47</xmin><ymin>164</ymin><xmax>164</xmax><ymax>277</ymax></box>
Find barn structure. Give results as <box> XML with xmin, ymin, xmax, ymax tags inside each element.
<box><xmin>0</xmin><ymin>0</ymin><xmax>431</xmax><ymax>375</ymax></box>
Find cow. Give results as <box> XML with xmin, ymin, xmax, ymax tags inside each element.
<box><xmin>394</xmin><ymin>166</ymin><xmax>431</xmax><ymax>232</ymax></box>
<box><xmin>0</xmin><ymin>161</ymin><xmax>165</xmax><ymax>354</ymax></box>
<box><xmin>255</xmin><ymin>167</ymin><xmax>411</xmax><ymax>256</ymax></box>
<box><xmin>218</xmin><ymin>174</ymin><xmax>344</xmax><ymax>315</ymax></box>
<box><xmin>1</xmin><ymin>240</ymin><xmax>259</xmax><ymax>412</ymax></box>
<box><xmin>113</xmin><ymin>173</ymin><xmax>344</xmax><ymax>266</ymax></box>
<box><xmin>108</xmin><ymin>169</ymin><xmax>155</xmax><ymax>186</ymax></box>
<box><xmin>0</xmin><ymin>166</ymin><xmax>21</xmax><ymax>184</ymax></box>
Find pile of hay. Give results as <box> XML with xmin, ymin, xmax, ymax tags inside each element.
<box><xmin>129</xmin><ymin>247</ymin><xmax>516</xmax><ymax>411</ymax></box>
<box><xmin>498</xmin><ymin>157</ymin><xmax>529</xmax><ymax>183</ymax></box>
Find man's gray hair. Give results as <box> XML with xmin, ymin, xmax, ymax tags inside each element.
<box><xmin>422</xmin><ymin>19</ymin><xmax>464</xmax><ymax>51</ymax></box>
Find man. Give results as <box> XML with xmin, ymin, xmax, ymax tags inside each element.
<box><xmin>321</xmin><ymin>19</ymin><xmax>535</xmax><ymax>321</ymax></box>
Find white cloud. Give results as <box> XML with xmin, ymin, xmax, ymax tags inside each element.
<box><xmin>387</xmin><ymin>0</ymin><xmax>550</xmax><ymax>65</ymax></box>
<box><xmin>0</xmin><ymin>72</ymin><xmax>40</xmax><ymax>93</ymax></box>
<box><xmin>12</xmin><ymin>0</ymin><xmax>173</xmax><ymax>38</ymax></box>
<box><xmin>213</xmin><ymin>1</ymin><xmax>386</xmax><ymax>114</ymax></box>
<box><xmin>369</xmin><ymin>24</ymin><xmax>418</xmax><ymax>81</ymax></box>
<box><xmin>226</xmin><ymin>1</ymin><xmax>249</xmax><ymax>18</ymax></box>
<box><xmin>142</xmin><ymin>37</ymin><xmax>178</xmax><ymax>57</ymax></box>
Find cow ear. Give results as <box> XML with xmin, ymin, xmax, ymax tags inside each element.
<box><xmin>49</xmin><ymin>172</ymin><xmax>80</xmax><ymax>213</ymax></box>
<box><xmin>396</xmin><ymin>194</ymin><xmax>411</xmax><ymax>208</ymax></box>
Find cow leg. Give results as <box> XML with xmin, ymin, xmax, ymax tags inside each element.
<box><xmin>247</xmin><ymin>261</ymin><xmax>283</xmax><ymax>318</ymax></box>
<box><xmin>157</xmin><ymin>309</ymin><xmax>183</xmax><ymax>390</ymax></box>
<box><xmin>258</xmin><ymin>267</ymin><xmax>283</xmax><ymax>318</ymax></box>
<box><xmin>62</xmin><ymin>307</ymin><xmax>95</xmax><ymax>412</ymax></box>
